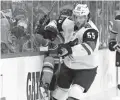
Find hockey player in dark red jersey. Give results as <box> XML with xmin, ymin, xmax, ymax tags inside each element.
<box><xmin>34</xmin><ymin>9</ymin><xmax>73</xmax><ymax>100</ymax></box>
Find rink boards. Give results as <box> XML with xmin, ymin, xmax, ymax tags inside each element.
<box><xmin>0</xmin><ymin>49</ymin><xmax>119</xmax><ymax>100</ymax></box>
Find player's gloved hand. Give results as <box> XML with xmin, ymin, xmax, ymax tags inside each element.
<box><xmin>109</xmin><ymin>39</ymin><xmax>117</xmax><ymax>51</ymax></box>
<box><xmin>44</xmin><ymin>25</ymin><xmax>58</xmax><ymax>41</ymax></box>
<box><xmin>35</xmin><ymin>25</ymin><xmax>45</xmax><ymax>35</ymax></box>
<box><xmin>35</xmin><ymin>14</ymin><xmax>50</xmax><ymax>36</ymax></box>
<box><xmin>39</xmin><ymin>15</ymin><xmax>50</xmax><ymax>25</ymax></box>
<box><xmin>57</xmin><ymin>38</ymin><xmax>78</xmax><ymax>57</ymax></box>
<box><xmin>67</xmin><ymin>38</ymin><xmax>78</xmax><ymax>47</ymax></box>
<box><xmin>57</xmin><ymin>43</ymin><xmax>72</xmax><ymax>57</ymax></box>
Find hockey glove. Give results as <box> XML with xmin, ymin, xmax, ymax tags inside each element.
<box><xmin>67</xmin><ymin>38</ymin><xmax>78</xmax><ymax>47</ymax></box>
<box><xmin>57</xmin><ymin>38</ymin><xmax>78</xmax><ymax>57</ymax></box>
<box><xmin>57</xmin><ymin>43</ymin><xmax>72</xmax><ymax>57</ymax></box>
<box><xmin>109</xmin><ymin>39</ymin><xmax>117</xmax><ymax>51</ymax></box>
<box><xmin>44</xmin><ymin>25</ymin><xmax>58</xmax><ymax>41</ymax></box>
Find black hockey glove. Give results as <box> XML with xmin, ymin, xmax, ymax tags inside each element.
<box><xmin>67</xmin><ymin>38</ymin><xmax>78</xmax><ymax>47</ymax></box>
<box><xmin>109</xmin><ymin>39</ymin><xmax>117</xmax><ymax>51</ymax></box>
<box><xmin>57</xmin><ymin>43</ymin><xmax>72</xmax><ymax>57</ymax></box>
<box><xmin>35</xmin><ymin>15</ymin><xmax>50</xmax><ymax>36</ymax></box>
<box><xmin>44</xmin><ymin>26</ymin><xmax>58</xmax><ymax>41</ymax></box>
<box><xmin>57</xmin><ymin>38</ymin><xmax>78</xmax><ymax>57</ymax></box>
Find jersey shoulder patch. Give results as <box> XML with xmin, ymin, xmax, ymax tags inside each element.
<box><xmin>83</xmin><ymin>28</ymin><xmax>98</xmax><ymax>42</ymax></box>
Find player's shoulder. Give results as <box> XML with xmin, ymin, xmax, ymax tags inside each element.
<box><xmin>62</xmin><ymin>17</ymin><xmax>74</xmax><ymax>29</ymax></box>
<box><xmin>82</xmin><ymin>21</ymin><xmax>99</xmax><ymax>42</ymax></box>
<box><xmin>86</xmin><ymin>20</ymin><xmax>99</xmax><ymax>32</ymax></box>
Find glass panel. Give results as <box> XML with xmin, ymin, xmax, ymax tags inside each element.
<box><xmin>1</xmin><ymin>0</ymin><xmax>34</xmax><ymax>55</ymax></box>
<box><xmin>1</xmin><ymin>0</ymin><xmax>120</xmax><ymax>57</ymax></box>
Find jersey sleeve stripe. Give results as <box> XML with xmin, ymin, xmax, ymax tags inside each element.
<box><xmin>42</xmin><ymin>67</ymin><xmax>53</xmax><ymax>74</ymax></box>
<box><xmin>43</xmin><ymin>66</ymin><xmax>54</xmax><ymax>71</ymax></box>
<box><xmin>81</xmin><ymin>43</ymin><xmax>93</xmax><ymax>55</ymax></box>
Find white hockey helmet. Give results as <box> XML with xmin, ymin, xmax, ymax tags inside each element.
<box><xmin>73</xmin><ymin>4</ymin><xmax>90</xmax><ymax>17</ymax></box>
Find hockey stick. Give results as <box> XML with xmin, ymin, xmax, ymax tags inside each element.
<box><xmin>56</xmin><ymin>56</ymin><xmax>62</xmax><ymax>76</ymax></box>
<box><xmin>53</xmin><ymin>55</ymin><xmax>62</xmax><ymax>91</ymax></box>
<box><xmin>42</xmin><ymin>1</ymin><xmax>57</xmax><ymax>27</ymax></box>
<box><xmin>116</xmin><ymin>52</ymin><xmax>120</xmax><ymax>96</ymax></box>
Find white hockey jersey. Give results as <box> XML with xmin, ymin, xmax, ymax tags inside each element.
<box><xmin>47</xmin><ymin>17</ymin><xmax>99</xmax><ymax>69</ymax></box>
<box><xmin>63</xmin><ymin>20</ymin><xmax>99</xmax><ymax>69</ymax></box>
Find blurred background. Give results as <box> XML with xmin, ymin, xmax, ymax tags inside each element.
<box><xmin>0</xmin><ymin>0</ymin><xmax>120</xmax><ymax>57</ymax></box>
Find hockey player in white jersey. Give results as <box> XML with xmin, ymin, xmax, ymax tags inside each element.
<box><xmin>108</xmin><ymin>13</ymin><xmax>120</xmax><ymax>90</ymax></box>
<box><xmin>50</xmin><ymin>4</ymin><xmax>99</xmax><ymax>100</ymax></box>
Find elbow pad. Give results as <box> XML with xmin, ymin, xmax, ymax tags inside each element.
<box><xmin>109</xmin><ymin>39</ymin><xmax>117</xmax><ymax>51</ymax></box>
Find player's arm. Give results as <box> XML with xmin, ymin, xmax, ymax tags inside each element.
<box><xmin>57</xmin><ymin>28</ymin><xmax>98</xmax><ymax>57</ymax></box>
<box><xmin>33</xmin><ymin>20</ymin><xmax>59</xmax><ymax>47</ymax></box>
<box><xmin>109</xmin><ymin>15</ymin><xmax>120</xmax><ymax>51</ymax></box>
<box><xmin>71</xmin><ymin>28</ymin><xmax>98</xmax><ymax>57</ymax></box>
